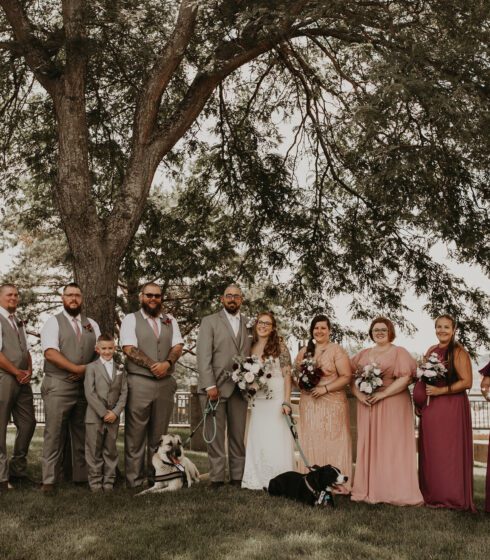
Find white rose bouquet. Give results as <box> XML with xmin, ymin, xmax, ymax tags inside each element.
<box><xmin>355</xmin><ymin>362</ymin><xmax>383</xmax><ymax>395</ymax></box>
<box><xmin>416</xmin><ymin>352</ymin><xmax>447</xmax><ymax>405</ymax></box>
<box><xmin>229</xmin><ymin>355</ymin><xmax>273</xmax><ymax>402</ymax></box>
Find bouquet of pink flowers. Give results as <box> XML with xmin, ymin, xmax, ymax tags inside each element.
<box><xmin>355</xmin><ymin>362</ymin><xmax>383</xmax><ymax>395</ymax></box>
<box><xmin>229</xmin><ymin>355</ymin><xmax>273</xmax><ymax>402</ymax></box>
<box><xmin>416</xmin><ymin>352</ymin><xmax>447</xmax><ymax>405</ymax></box>
<box><xmin>294</xmin><ymin>355</ymin><xmax>323</xmax><ymax>391</ymax></box>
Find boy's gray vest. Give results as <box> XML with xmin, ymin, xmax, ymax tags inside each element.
<box><xmin>126</xmin><ymin>311</ymin><xmax>175</xmax><ymax>377</ymax></box>
<box><xmin>43</xmin><ymin>313</ymin><xmax>97</xmax><ymax>380</ymax></box>
<box><xmin>0</xmin><ymin>313</ymin><xmax>29</xmax><ymax>374</ymax></box>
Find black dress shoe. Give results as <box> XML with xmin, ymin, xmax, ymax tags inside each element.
<box><xmin>9</xmin><ymin>475</ymin><xmax>39</xmax><ymax>487</ymax></box>
<box><xmin>210</xmin><ymin>481</ymin><xmax>225</xmax><ymax>489</ymax></box>
<box><xmin>229</xmin><ymin>480</ymin><xmax>242</xmax><ymax>487</ymax></box>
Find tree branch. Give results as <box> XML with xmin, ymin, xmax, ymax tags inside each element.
<box><xmin>0</xmin><ymin>0</ymin><xmax>60</xmax><ymax>94</ymax></box>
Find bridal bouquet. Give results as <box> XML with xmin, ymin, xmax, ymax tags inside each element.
<box><xmin>229</xmin><ymin>355</ymin><xmax>273</xmax><ymax>401</ymax></box>
<box><xmin>294</xmin><ymin>355</ymin><xmax>323</xmax><ymax>391</ymax></box>
<box><xmin>354</xmin><ymin>362</ymin><xmax>383</xmax><ymax>395</ymax></box>
<box><xmin>416</xmin><ymin>352</ymin><xmax>447</xmax><ymax>405</ymax></box>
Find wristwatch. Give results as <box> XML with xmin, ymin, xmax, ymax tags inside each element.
<box><xmin>166</xmin><ymin>359</ymin><xmax>173</xmax><ymax>367</ymax></box>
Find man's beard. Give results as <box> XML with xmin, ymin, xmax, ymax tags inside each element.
<box><xmin>223</xmin><ymin>302</ymin><xmax>240</xmax><ymax>315</ymax></box>
<box><xmin>142</xmin><ymin>302</ymin><xmax>162</xmax><ymax>317</ymax></box>
<box><xmin>64</xmin><ymin>304</ymin><xmax>82</xmax><ymax>317</ymax></box>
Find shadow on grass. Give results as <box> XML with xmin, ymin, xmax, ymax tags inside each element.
<box><xmin>1</xmin><ymin>429</ymin><xmax>488</xmax><ymax>560</ymax></box>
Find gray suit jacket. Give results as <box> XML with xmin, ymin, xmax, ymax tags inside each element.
<box><xmin>196</xmin><ymin>309</ymin><xmax>252</xmax><ymax>398</ymax></box>
<box><xmin>84</xmin><ymin>359</ymin><xmax>128</xmax><ymax>423</ymax></box>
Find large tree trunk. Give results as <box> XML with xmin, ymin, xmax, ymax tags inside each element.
<box><xmin>71</xmin><ymin>244</ymin><xmax>121</xmax><ymax>335</ymax></box>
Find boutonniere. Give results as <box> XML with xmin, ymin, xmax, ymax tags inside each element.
<box><xmin>116</xmin><ymin>365</ymin><xmax>125</xmax><ymax>376</ymax></box>
<box><xmin>16</xmin><ymin>318</ymin><xmax>27</xmax><ymax>329</ymax></box>
<box><xmin>160</xmin><ymin>316</ymin><xmax>172</xmax><ymax>326</ymax></box>
<box><xmin>82</xmin><ymin>323</ymin><xmax>94</xmax><ymax>333</ymax></box>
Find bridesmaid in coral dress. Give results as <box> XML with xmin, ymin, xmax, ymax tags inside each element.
<box><xmin>295</xmin><ymin>315</ymin><xmax>352</xmax><ymax>494</ymax></box>
<box><xmin>480</xmin><ymin>360</ymin><xmax>490</xmax><ymax>513</ymax></box>
<box><xmin>350</xmin><ymin>317</ymin><xmax>423</xmax><ymax>506</ymax></box>
<box><xmin>413</xmin><ymin>314</ymin><xmax>476</xmax><ymax>512</ymax></box>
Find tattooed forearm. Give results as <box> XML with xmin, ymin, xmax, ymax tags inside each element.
<box><xmin>167</xmin><ymin>344</ymin><xmax>184</xmax><ymax>365</ymax></box>
<box><xmin>279</xmin><ymin>341</ymin><xmax>292</xmax><ymax>374</ymax></box>
<box><xmin>279</xmin><ymin>341</ymin><xmax>291</xmax><ymax>368</ymax></box>
<box><xmin>124</xmin><ymin>346</ymin><xmax>155</xmax><ymax>370</ymax></box>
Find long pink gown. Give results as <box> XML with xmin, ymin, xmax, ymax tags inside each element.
<box><xmin>351</xmin><ymin>346</ymin><xmax>423</xmax><ymax>506</ymax></box>
<box><xmin>297</xmin><ymin>343</ymin><xmax>352</xmax><ymax>494</ymax></box>
<box><xmin>413</xmin><ymin>345</ymin><xmax>476</xmax><ymax>512</ymax></box>
<box><xmin>479</xmin><ymin>361</ymin><xmax>490</xmax><ymax>513</ymax></box>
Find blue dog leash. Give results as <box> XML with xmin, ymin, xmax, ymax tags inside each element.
<box><xmin>283</xmin><ymin>413</ymin><xmax>314</xmax><ymax>471</ymax></box>
<box><xmin>183</xmin><ymin>398</ymin><xmax>220</xmax><ymax>447</ymax></box>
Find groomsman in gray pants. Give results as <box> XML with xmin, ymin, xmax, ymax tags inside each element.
<box><xmin>40</xmin><ymin>282</ymin><xmax>100</xmax><ymax>492</ymax></box>
<box><xmin>120</xmin><ymin>282</ymin><xmax>184</xmax><ymax>488</ymax></box>
<box><xmin>196</xmin><ymin>284</ymin><xmax>251</xmax><ymax>487</ymax></box>
<box><xmin>0</xmin><ymin>284</ymin><xmax>36</xmax><ymax>492</ymax></box>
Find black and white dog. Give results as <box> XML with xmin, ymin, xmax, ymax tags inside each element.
<box><xmin>267</xmin><ymin>465</ymin><xmax>348</xmax><ymax>507</ymax></box>
<box><xmin>137</xmin><ymin>434</ymin><xmax>200</xmax><ymax>495</ymax></box>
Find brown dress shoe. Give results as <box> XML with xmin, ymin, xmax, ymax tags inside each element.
<box><xmin>229</xmin><ymin>480</ymin><xmax>242</xmax><ymax>487</ymax></box>
<box><xmin>41</xmin><ymin>484</ymin><xmax>55</xmax><ymax>494</ymax></box>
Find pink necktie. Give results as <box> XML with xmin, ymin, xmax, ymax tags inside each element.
<box><xmin>149</xmin><ymin>317</ymin><xmax>159</xmax><ymax>338</ymax></box>
<box><xmin>9</xmin><ymin>315</ymin><xmax>20</xmax><ymax>338</ymax></box>
<box><xmin>72</xmin><ymin>318</ymin><xmax>82</xmax><ymax>341</ymax></box>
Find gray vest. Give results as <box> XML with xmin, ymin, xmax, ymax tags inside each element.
<box><xmin>126</xmin><ymin>311</ymin><xmax>174</xmax><ymax>377</ymax></box>
<box><xmin>43</xmin><ymin>312</ymin><xmax>97</xmax><ymax>379</ymax></box>
<box><xmin>0</xmin><ymin>313</ymin><xmax>29</xmax><ymax>374</ymax></box>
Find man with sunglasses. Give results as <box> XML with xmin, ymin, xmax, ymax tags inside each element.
<box><xmin>196</xmin><ymin>284</ymin><xmax>251</xmax><ymax>487</ymax></box>
<box><xmin>120</xmin><ymin>282</ymin><xmax>184</xmax><ymax>488</ymax></box>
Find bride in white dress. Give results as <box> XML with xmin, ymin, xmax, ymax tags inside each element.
<box><xmin>242</xmin><ymin>312</ymin><xmax>295</xmax><ymax>490</ymax></box>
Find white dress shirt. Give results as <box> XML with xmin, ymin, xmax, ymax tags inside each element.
<box><xmin>0</xmin><ymin>305</ymin><xmax>31</xmax><ymax>350</ymax></box>
<box><xmin>119</xmin><ymin>309</ymin><xmax>184</xmax><ymax>348</ymax></box>
<box><xmin>224</xmin><ymin>309</ymin><xmax>241</xmax><ymax>337</ymax></box>
<box><xmin>100</xmin><ymin>357</ymin><xmax>114</xmax><ymax>380</ymax></box>
<box><xmin>40</xmin><ymin>310</ymin><xmax>101</xmax><ymax>352</ymax></box>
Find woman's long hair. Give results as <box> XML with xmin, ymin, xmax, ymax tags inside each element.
<box><xmin>252</xmin><ymin>312</ymin><xmax>281</xmax><ymax>359</ymax></box>
<box><xmin>306</xmin><ymin>314</ymin><xmax>331</xmax><ymax>356</ymax></box>
<box><xmin>435</xmin><ymin>314</ymin><xmax>460</xmax><ymax>384</ymax></box>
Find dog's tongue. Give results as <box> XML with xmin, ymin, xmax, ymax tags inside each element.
<box><xmin>171</xmin><ymin>457</ymin><xmax>181</xmax><ymax>465</ymax></box>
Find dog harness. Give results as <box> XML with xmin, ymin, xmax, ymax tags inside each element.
<box><xmin>153</xmin><ymin>461</ymin><xmax>187</xmax><ymax>487</ymax></box>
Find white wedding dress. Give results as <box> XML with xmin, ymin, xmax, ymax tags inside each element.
<box><xmin>241</xmin><ymin>358</ymin><xmax>295</xmax><ymax>490</ymax></box>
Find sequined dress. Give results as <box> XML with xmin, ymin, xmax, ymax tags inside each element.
<box><xmin>296</xmin><ymin>343</ymin><xmax>352</xmax><ymax>493</ymax></box>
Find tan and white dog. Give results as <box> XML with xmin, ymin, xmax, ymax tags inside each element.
<box><xmin>137</xmin><ymin>434</ymin><xmax>200</xmax><ymax>495</ymax></box>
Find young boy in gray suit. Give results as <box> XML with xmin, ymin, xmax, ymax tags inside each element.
<box><xmin>84</xmin><ymin>334</ymin><xmax>127</xmax><ymax>492</ymax></box>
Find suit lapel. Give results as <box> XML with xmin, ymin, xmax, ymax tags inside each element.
<box><xmin>96</xmin><ymin>360</ymin><xmax>112</xmax><ymax>384</ymax></box>
<box><xmin>238</xmin><ymin>315</ymin><xmax>248</xmax><ymax>352</ymax></box>
<box><xmin>219</xmin><ymin>310</ymin><xmax>239</xmax><ymax>351</ymax></box>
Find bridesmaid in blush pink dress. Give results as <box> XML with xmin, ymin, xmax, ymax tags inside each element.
<box><xmin>479</xmin><ymin>360</ymin><xmax>490</xmax><ymax>513</ymax></box>
<box><xmin>295</xmin><ymin>315</ymin><xmax>352</xmax><ymax>494</ymax></box>
<box><xmin>413</xmin><ymin>314</ymin><xmax>475</xmax><ymax>512</ymax></box>
<box><xmin>350</xmin><ymin>317</ymin><xmax>423</xmax><ymax>506</ymax></box>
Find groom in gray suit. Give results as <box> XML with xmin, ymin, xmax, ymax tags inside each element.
<box><xmin>196</xmin><ymin>284</ymin><xmax>251</xmax><ymax>487</ymax></box>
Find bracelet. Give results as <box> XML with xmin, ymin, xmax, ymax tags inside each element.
<box><xmin>447</xmin><ymin>384</ymin><xmax>451</xmax><ymax>394</ymax></box>
<box><xmin>282</xmin><ymin>402</ymin><xmax>292</xmax><ymax>409</ymax></box>
<box><xmin>166</xmin><ymin>359</ymin><xmax>174</xmax><ymax>367</ymax></box>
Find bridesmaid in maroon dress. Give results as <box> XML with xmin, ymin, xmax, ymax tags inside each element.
<box><xmin>480</xmin><ymin>360</ymin><xmax>490</xmax><ymax>513</ymax></box>
<box><xmin>413</xmin><ymin>314</ymin><xmax>476</xmax><ymax>511</ymax></box>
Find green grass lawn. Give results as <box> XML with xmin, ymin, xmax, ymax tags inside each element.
<box><xmin>1</xmin><ymin>428</ymin><xmax>488</xmax><ymax>560</ymax></box>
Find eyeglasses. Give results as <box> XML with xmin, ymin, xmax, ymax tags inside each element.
<box><xmin>257</xmin><ymin>320</ymin><xmax>273</xmax><ymax>327</ymax></box>
<box><xmin>63</xmin><ymin>293</ymin><xmax>82</xmax><ymax>299</ymax></box>
<box><xmin>224</xmin><ymin>294</ymin><xmax>242</xmax><ymax>300</ymax></box>
<box><xmin>143</xmin><ymin>293</ymin><xmax>162</xmax><ymax>299</ymax></box>
<box><xmin>372</xmin><ymin>328</ymin><xmax>388</xmax><ymax>333</ymax></box>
